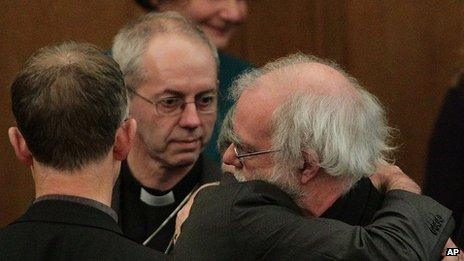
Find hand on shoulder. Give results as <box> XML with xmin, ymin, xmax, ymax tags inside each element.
<box><xmin>369</xmin><ymin>163</ymin><xmax>421</xmax><ymax>194</ymax></box>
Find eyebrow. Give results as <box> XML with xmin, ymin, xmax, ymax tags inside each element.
<box><xmin>195</xmin><ymin>89</ymin><xmax>218</xmax><ymax>97</ymax></box>
<box><xmin>230</xmin><ymin>128</ymin><xmax>255</xmax><ymax>151</ymax></box>
<box><xmin>155</xmin><ymin>88</ymin><xmax>217</xmax><ymax>99</ymax></box>
<box><xmin>155</xmin><ymin>89</ymin><xmax>183</xmax><ymax>99</ymax></box>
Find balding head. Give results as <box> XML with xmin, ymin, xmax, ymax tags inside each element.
<box><xmin>232</xmin><ymin>54</ymin><xmax>357</xmax><ymax>105</ymax></box>
<box><xmin>233</xmin><ymin>54</ymin><xmax>359</xmax><ymax>148</ymax></box>
<box><xmin>228</xmin><ymin>53</ymin><xmax>393</xmax><ymax>193</ymax></box>
<box><xmin>112</xmin><ymin>11</ymin><xmax>218</xmax><ymax>91</ymax></box>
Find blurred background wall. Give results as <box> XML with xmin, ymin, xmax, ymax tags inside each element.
<box><xmin>1</xmin><ymin>0</ymin><xmax>463</xmax><ymax>227</ymax></box>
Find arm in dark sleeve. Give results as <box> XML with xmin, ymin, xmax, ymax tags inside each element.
<box><xmin>424</xmin><ymin>86</ymin><xmax>464</xmax><ymax>239</ymax></box>
<box><xmin>233</xmin><ymin>186</ymin><xmax>454</xmax><ymax>260</ymax></box>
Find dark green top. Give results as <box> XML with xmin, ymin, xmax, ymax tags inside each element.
<box><xmin>203</xmin><ymin>51</ymin><xmax>253</xmax><ymax>164</ymax></box>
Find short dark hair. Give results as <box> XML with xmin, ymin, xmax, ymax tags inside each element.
<box><xmin>10</xmin><ymin>42</ymin><xmax>128</xmax><ymax>170</ymax></box>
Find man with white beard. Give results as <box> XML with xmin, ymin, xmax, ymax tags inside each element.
<box><xmin>172</xmin><ymin>53</ymin><xmax>454</xmax><ymax>260</ymax></box>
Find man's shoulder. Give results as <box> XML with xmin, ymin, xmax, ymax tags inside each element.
<box><xmin>197</xmin><ymin>180</ymin><xmax>300</xmax><ymax>214</ymax></box>
<box><xmin>174</xmin><ymin>181</ymin><xmax>302</xmax><ymax>260</ymax></box>
<box><xmin>0</xmin><ymin>209</ymin><xmax>167</xmax><ymax>260</ymax></box>
<box><xmin>193</xmin><ymin>181</ymin><xmax>283</xmax><ymax>208</ymax></box>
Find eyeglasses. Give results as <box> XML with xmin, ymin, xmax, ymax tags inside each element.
<box><xmin>233</xmin><ymin>144</ymin><xmax>280</xmax><ymax>166</ymax></box>
<box><xmin>128</xmin><ymin>88</ymin><xmax>217</xmax><ymax>116</ymax></box>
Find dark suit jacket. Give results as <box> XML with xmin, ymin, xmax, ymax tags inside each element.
<box><xmin>0</xmin><ymin>199</ymin><xmax>166</xmax><ymax>261</ymax></box>
<box><xmin>173</xmin><ymin>181</ymin><xmax>454</xmax><ymax>261</ymax></box>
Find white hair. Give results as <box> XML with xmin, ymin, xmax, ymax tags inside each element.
<box><xmin>231</xmin><ymin>53</ymin><xmax>395</xmax><ymax>189</ymax></box>
<box><xmin>112</xmin><ymin>11</ymin><xmax>218</xmax><ymax>90</ymax></box>
<box><xmin>271</xmin><ymin>88</ymin><xmax>394</xmax><ymax>187</ymax></box>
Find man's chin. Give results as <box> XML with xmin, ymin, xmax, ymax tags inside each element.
<box><xmin>167</xmin><ymin>152</ymin><xmax>200</xmax><ymax>168</ymax></box>
<box><xmin>233</xmin><ymin>172</ymin><xmax>247</xmax><ymax>182</ymax></box>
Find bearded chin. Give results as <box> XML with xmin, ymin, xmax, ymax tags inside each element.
<box><xmin>233</xmin><ymin>172</ymin><xmax>247</xmax><ymax>182</ymax></box>
<box><xmin>260</xmin><ymin>164</ymin><xmax>305</xmax><ymax>201</ymax></box>
<box><xmin>232</xmin><ymin>165</ymin><xmax>304</xmax><ymax>201</ymax></box>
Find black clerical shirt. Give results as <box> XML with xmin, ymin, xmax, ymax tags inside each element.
<box><xmin>112</xmin><ymin>155</ymin><xmax>221</xmax><ymax>252</ymax></box>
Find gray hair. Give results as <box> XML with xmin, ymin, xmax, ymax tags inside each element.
<box><xmin>231</xmin><ymin>53</ymin><xmax>394</xmax><ymax>188</ymax></box>
<box><xmin>112</xmin><ymin>11</ymin><xmax>218</xmax><ymax>91</ymax></box>
<box><xmin>217</xmin><ymin>105</ymin><xmax>239</xmax><ymax>156</ymax></box>
<box><xmin>272</xmin><ymin>88</ymin><xmax>394</xmax><ymax>187</ymax></box>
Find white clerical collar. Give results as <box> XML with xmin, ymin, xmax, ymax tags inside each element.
<box><xmin>139</xmin><ymin>188</ymin><xmax>175</xmax><ymax>207</ymax></box>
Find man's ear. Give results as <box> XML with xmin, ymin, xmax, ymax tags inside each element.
<box><xmin>8</xmin><ymin>127</ymin><xmax>33</xmax><ymax>166</ymax></box>
<box><xmin>299</xmin><ymin>150</ymin><xmax>320</xmax><ymax>184</ymax></box>
<box><xmin>113</xmin><ymin>119</ymin><xmax>136</xmax><ymax>161</ymax></box>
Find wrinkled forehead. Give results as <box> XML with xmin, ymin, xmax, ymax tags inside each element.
<box><xmin>139</xmin><ymin>33</ymin><xmax>218</xmax><ymax>92</ymax></box>
<box><xmin>234</xmin><ymin>83</ymin><xmax>282</xmax><ymax>144</ymax></box>
<box><xmin>144</xmin><ymin>32</ymin><xmax>218</xmax><ymax>68</ymax></box>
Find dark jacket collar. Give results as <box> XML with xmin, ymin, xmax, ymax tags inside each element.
<box><xmin>13</xmin><ymin>199</ymin><xmax>124</xmax><ymax>236</ymax></box>
<box><xmin>34</xmin><ymin>194</ymin><xmax>118</xmax><ymax>222</ymax></box>
<box><xmin>245</xmin><ymin>180</ymin><xmax>303</xmax><ymax>215</ymax></box>
<box><xmin>245</xmin><ymin>177</ymin><xmax>383</xmax><ymax>224</ymax></box>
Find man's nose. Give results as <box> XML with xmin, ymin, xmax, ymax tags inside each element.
<box><xmin>220</xmin><ymin>0</ymin><xmax>247</xmax><ymax>23</ymax></box>
<box><xmin>178</xmin><ymin>103</ymin><xmax>201</xmax><ymax>129</ymax></box>
<box><xmin>223</xmin><ymin>144</ymin><xmax>241</xmax><ymax>168</ymax></box>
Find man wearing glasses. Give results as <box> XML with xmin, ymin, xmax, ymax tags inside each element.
<box><xmin>111</xmin><ymin>12</ymin><xmax>221</xmax><ymax>252</ymax></box>
<box><xmin>172</xmin><ymin>53</ymin><xmax>455</xmax><ymax>260</ymax></box>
